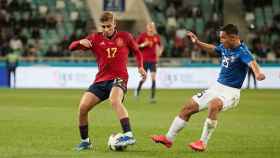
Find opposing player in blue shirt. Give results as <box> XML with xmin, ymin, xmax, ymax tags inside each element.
<box><xmin>151</xmin><ymin>24</ymin><xmax>265</xmax><ymax>151</ymax></box>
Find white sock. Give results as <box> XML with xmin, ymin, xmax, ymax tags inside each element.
<box><xmin>81</xmin><ymin>137</ymin><xmax>90</xmax><ymax>143</ymax></box>
<box><xmin>166</xmin><ymin>116</ymin><xmax>186</xmax><ymax>142</ymax></box>
<box><xmin>124</xmin><ymin>131</ymin><xmax>133</xmax><ymax>137</ymax></box>
<box><xmin>200</xmin><ymin>118</ymin><xmax>218</xmax><ymax>145</ymax></box>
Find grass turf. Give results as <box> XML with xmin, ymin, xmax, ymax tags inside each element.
<box><xmin>0</xmin><ymin>88</ymin><xmax>279</xmax><ymax>158</ymax></box>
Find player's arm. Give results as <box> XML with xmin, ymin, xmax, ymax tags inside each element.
<box><xmin>186</xmin><ymin>31</ymin><xmax>216</xmax><ymax>55</ymax></box>
<box><xmin>139</xmin><ymin>41</ymin><xmax>150</xmax><ymax>48</ymax></box>
<box><xmin>156</xmin><ymin>36</ymin><xmax>164</xmax><ymax>57</ymax></box>
<box><xmin>136</xmin><ymin>34</ymin><xmax>149</xmax><ymax>49</ymax></box>
<box><xmin>68</xmin><ymin>39</ymin><xmax>92</xmax><ymax>51</ymax></box>
<box><xmin>128</xmin><ymin>34</ymin><xmax>147</xmax><ymax>78</ymax></box>
<box><xmin>248</xmin><ymin>60</ymin><xmax>266</xmax><ymax>81</ymax></box>
<box><xmin>241</xmin><ymin>49</ymin><xmax>266</xmax><ymax>81</ymax></box>
<box><xmin>156</xmin><ymin>44</ymin><xmax>164</xmax><ymax>57</ymax></box>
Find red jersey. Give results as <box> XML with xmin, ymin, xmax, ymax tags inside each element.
<box><xmin>86</xmin><ymin>31</ymin><xmax>143</xmax><ymax>84</ymax></box>
<box><xmin>136</xmin><ymin>32</ymin><xmax>161</xmax><ymax>63</ymax></box>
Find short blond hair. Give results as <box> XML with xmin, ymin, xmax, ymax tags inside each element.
<box><xmin>100</xmin><ymin>11</ymin><xmax>115</xmax><ymax>23</ymax></box>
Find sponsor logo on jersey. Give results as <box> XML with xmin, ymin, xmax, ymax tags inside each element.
<box><xmin>100</xmin><ymin>41</ymin><xmax>105</xmax><ymax>46</ymax></box>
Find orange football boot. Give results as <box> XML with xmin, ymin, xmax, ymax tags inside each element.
<box><xmin>151</xmin><ymin>135</ymin><xmax>173</xmax><ymax>148</ymax></box>
<box><xmin>189</xmin><ymin>140</ymin><xmax>207</xmax><ymax>152</ymax></box>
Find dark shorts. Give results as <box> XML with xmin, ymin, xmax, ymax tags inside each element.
<box><xmin>144</xmin><ymin>62</ymin><xmax>157</xmax><ymax>72</ymax></box>
<box><xmin>87</xmin><ymin>78</ymin><xmax>127</xmax><ymax>101</ymax></box>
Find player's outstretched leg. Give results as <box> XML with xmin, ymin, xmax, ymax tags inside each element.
<box><xmin>135</xmin><ymin>78</ymin><xmax>146</xmax><ymax>97</ymax></box>
<box><xmin>110</xmin><ymin>86</ymin><xmax>136</xmax><ymax>146</ymax></box>
<box><xmin>189</xmin><ymin>98</ymin><xmax>222</xmax><ymax>152</ymax></box>
<box><xmin>76</xmin><ymin>92</ymin><xmax>100</xmax><ymax>151</ymax></box>
<box><xmin>150</xmin><ymin>79</ymin><xmax>156</xmax><ymax>103</ymax></box>
<box><xmin>150</xmin><ymin>72</ymin><xmax>156</xmax><ymax>103</ymax></box>
<box><xmin>152</xmin><ymin>99</ymin><xmax>199</xmax><ymax>148</ymax></box>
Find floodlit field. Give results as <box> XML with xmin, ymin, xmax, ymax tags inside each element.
<box><xmin>0</xmin><ymin>89</ymin><xmax>279</xmax><ymax>158</ymax></box>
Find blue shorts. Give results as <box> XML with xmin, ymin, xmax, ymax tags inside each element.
<box><xmin>144</xmin><ymin>62</ymin><xmax>157</xmax><ymax>72</ymax></box>
<box><xmin>87</xmin><ymin>78</ymin><xmax>127</xmax><ymax>101</ymax></box>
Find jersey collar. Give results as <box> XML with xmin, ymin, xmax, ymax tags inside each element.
<box><xmin>230</xmin><ymin>42</ymin><xmax>243</xmax><ymax>52</ymax></box>
<box><xmin>103</xmin><ymin>30</ymin><xmax>118</xmax><ymax>40</ymax></box>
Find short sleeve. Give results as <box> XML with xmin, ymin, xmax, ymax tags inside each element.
<box><xmin>240</xmin><ymin>49</ymin><xmax>254</xmax><ymax>64</ymax></box>
<box><xmin>214</xmin><ymin>44</ymin><xmax>223</xmax><ymax>56</ymax></box>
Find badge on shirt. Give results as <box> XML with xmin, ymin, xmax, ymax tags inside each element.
<box><xmin>116</xmin><ymin>37</ymin><xmax>124</xmax><ymax>47</ymax></box>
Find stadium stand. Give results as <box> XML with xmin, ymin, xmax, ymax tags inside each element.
<box><xmin>0</xmin><ymin>0</ymin><xmax>93</xmax><ymax>58</ymax></box>
<box><xmin>0</xmin><ymin>0</ymin><xmax>280</xmax><ymax>64</ymax></box>
<box><xmin>144</xmin><ymin>0</ymin><xmax>223</xmax><ymax>59</ymax></box>
<box><xmin>243</xmin><ymin>0</ymin><xmax>280</xmax><ymax>60</ymax></box>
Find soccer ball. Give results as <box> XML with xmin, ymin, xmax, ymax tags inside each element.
<box><xmin>107</xmin><ymin>133</ymin><xmax>127</xmax><ymax>151</ymax></box>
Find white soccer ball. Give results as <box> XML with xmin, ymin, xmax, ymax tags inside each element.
<box><xmin>107</xmin><ymin>133</ymin><xmax>127</xmax><ymax>151</ymax></box>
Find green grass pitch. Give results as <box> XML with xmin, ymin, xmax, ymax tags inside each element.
<box><xmin>0</xmin><ymin>88</ymin><xmax>279</xmax><ymax>158</ymax></box>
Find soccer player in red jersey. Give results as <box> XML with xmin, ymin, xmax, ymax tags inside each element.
<box><xmin>69</xmin><ymin>11</ymin><xmax>146</xmax><ymax>151</ymax></box>
<box><xmin>135</xmin><ymin>22</ymin><xmax>163</xmax><ymax>103</ymax></box>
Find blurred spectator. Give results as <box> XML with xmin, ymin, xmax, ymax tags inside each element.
<box><xmin>191</xmin><ymin>45</ymin><xmax>202</xmax><ymax>60</ymax></box>
<box><xmin>57</xmin><ymin>36</ymin><xmax>71</xmax><ymax>57</ymax></box>
<box><xmin>0</xmin><ymin>42</ymin><xmax>10</xmax><ymax>56</ymax></box>
<box><xmin>271</xmin><ymin>13</ymin><xmax>280</xmax><ymax>35</ymax></box>
<box><xmin>9</xmin><ymin>35</ymin><xmax>23</xmax><ymax>52</ymax></box>
<box><xmin>26</xmin><ymin>45</ymin><xmax>38</xmax><ymax>58</ymax></box>
<box><xmin>21</xmin><ymin>0</ymin><xmax>31</xmax><ymax>12</ymax></box>
<box><xmin>243</xmin><ymin>0</ymin><xmax>254</xmax><ymax>12</ymax></box>
<box><xmin>272</xmin><ymin>38</ymin><xmax>280</xmax><ymax>58</ymax></box>
<box><xmin>166</xmin><ymin>17</ymin><xmax>177</xmax><ymax>35</ymax></box>
<box><xmin>206</xmin><ymin>28</ymin><xmax>219</xmax><ymax>45</ymax></box>
<box><xmin>0</xmin><ymin>0</ymin><xmax>8</xmax><ymax>10</ymax></box>
<box><xmin>69</xmin><ymin>32</ymin><xmax>78</xmax><ymax>44</ymax></box>
<box><xmin>46</xmin><ymin>46</ymin><xmax>60</xmax><ymax>57</ymax></box>
<box><xmin>75</xmin><ymin>15</ymin><xmax>87</xmax><ymax>30</ymax></box>
<box><xmin>251</xmin><ymin>38</ymin><xmax>268</xmax><ymax>58</ymax></box>
<box><xmin>166</xmin><ymin>3</ymin><xmax>176</xmax><ymax>17</ymax></box>
<box><xmin>46</xmin><ymin>12</ymin><xmax>58</xmax><ymax>29</ymax></box>
<box><xmin>246</xmin><ymin>26</ymin><xmax>258</xmax><ymax>48</ymax></box>
<box><xmin>0</xmin><ymin>9</ymin><xmax>8</xmax><ymax>26</ymax></box>
<box><xmin>172</xmin><ymin>28</ymin><xmax>186</xmax><ymax>57</ymax></box>
<box><xmin>7</xmin><ymin>0</ymin><xmax>20</xmax><ymax>13</ymax></box>
<box><xmin>23</xmin><ymin>39</ymin><xmax>41</xmax><ymax>58</ymax></box>
<box><xmin>31</xmin><ymin>27</ymin><xmax>41</xmax><ymax>39</ymax></box>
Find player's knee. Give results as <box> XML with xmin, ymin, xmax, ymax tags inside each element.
<box><xmin>188</xmin><ymin>100</ymin><xmax>199</xmax><ymax>113</ymax></box>
<box><xmin>79</xmin><ymin>104</ymin><xmax>90</xmax><ymax>116</ymax></box>
<box><xmin>208</xmin><ymin>106</ymin><xmax>220</xmax><ymax>118</ymax></box>
<box><xmin>109</xmin><ymin>97</ymin><xmax>121</xmax><ymax>107</ymax></box>
<box><xmin>208</xmin><ymin>101</ymin><xmax>223</xmax><ymax>113</ymax></box>
<box><xmin>184</xmin><ymin>106</ymin><xmax>196</xmax><ymax>114</ymax></box>
<box><xmin>179</xmin><ymin>100</ymin><xmax>199</xmax><ymax>119</ymax></box>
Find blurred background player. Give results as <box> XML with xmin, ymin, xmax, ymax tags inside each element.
<box><xmin>152</xmin><ymin>24</ymin><xmax>266</xmax><ymax>151</ymax></box>
<box><xmin>69</xmin><ymin>11</ymin><xmax>146</xmax><ymax>151</ymax></box>
<box><xmin>135</xmin><ymin>22</ymin><xmax>163</xmax><ymax>103</ymax></box>
<box><xmin>6</xmin><ymin>51</ymin><xmax>19</xmax><ymax>88</ymax></box>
